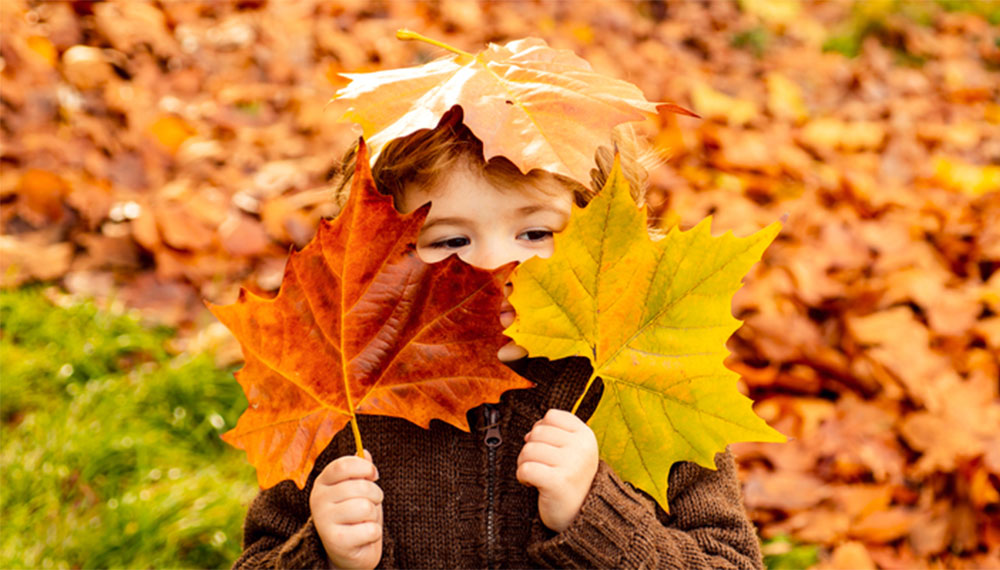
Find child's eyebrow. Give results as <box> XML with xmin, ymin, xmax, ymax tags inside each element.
<box><xmin>421</xmin><ymin>216</ymin><xmax>471</xmax><ymax>232</ymax></box>
<box><xmin>516</xmin><ymin>205</ymin><xmax>568</xmax><ymax>219</ymax></box>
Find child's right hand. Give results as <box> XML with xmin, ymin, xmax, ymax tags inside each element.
<box><xmin>309</xmin><ymin>450</ymin><xmax>383</xmax><ymax>570</ymax></box>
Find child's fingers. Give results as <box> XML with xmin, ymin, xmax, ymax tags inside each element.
<box><xmin>328</xmin><ymin>479</ymin><xmax>384</xmax><ymax>505</ymax></box>
<box><xmin>516</xmin><ymin>459</ymin><xmax>558</xmax><ymax>487</ymax></box>
<box><xmin>525</xmin><ymin>424</ymin><xmax>574</xmax><ymax>447</ymax></box>
<box><xmin>517</xmin><ymin>441</ymin><xmax>563</xmax><ymax>467</ymax></box>
<box><xmin>316</xmin><ymin>453</ymin><xmax>378</xmax><ymax>486</ymax></box>
<box><xmin>328</xmin><ymin>497</ymin><xmax>382</xmax><ymax>525</ymax></box>
<box><xmin>538</xmin><ymin>409</ymin><xmax>586</xmax><ymax>432</ymax></box>
<box><xmin>334</xmin><ymin>521</ymin><xmax>382</xmax><ymax>548</ymax></box>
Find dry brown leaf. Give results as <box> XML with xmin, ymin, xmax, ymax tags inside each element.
<box><xmin>60</xmin><ymin>45</ymin><xmax>115</xmax><ymax>90</ymax></box>
<box><xmin>824</xmin><ymin>541</ymin><xmax>876</xmax><ymax>570</ymax></box>
<box><xmin>690</xmin><ymin>82</ymin><xmax>760</xmax><ymax>126</ymax></box>
<box><xmin>0</xmin><ymin>236</ymin><xmax>74</xmax><ymax>287</ymax></box>
<box><xmin>17</xmin><ymin>169</ymin><xmax>70</xmax><ymax>226</ymax></box>
<box><xmin>218</xmin><ymin>211</ymin><xmax>272</xmax><ymax>257</ymax></box>
<box><xmin>155</xmin><ymin>201</ymin><xmax>216</xmax><ymax>252</ymax></box>
<box><xmin>742</xmin><ymin>470</ymin><xmax>831</xmax><ymax>511</ymax></box>
<box><xmin>799</xmin><ymin>118</ymin><xmax>886</xmax><ymax>153</ymax></box>
<box><xmin>849</xmin><ymin>508</ymin><xmax>919</xmax><ymax>543</ymax></box>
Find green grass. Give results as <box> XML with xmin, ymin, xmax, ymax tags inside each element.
<box><xmin>1</xmin><ymin>287</ymin><xmax>257</xmax><ymax>569</ymax></box>
<box><xmin>762</xmin><ymin>535</ymin><xmax>820</xmax><ymax>570</ymax></box>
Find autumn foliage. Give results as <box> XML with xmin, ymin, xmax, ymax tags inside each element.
<box><xmin>2</xmin><ymin>1</ymin><xmax>999</xmax><ymax>568</ymax></box>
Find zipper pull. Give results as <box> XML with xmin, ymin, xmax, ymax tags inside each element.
<box><xmin>483</xmin><ymin>404</ymin><xmax>502</xmax><ymax>448</ymax></box>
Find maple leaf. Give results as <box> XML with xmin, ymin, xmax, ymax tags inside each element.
<box><xmin>208</xmin><ymin>140</ymin><xmax>532</xmax><ymax>489</ymax></box>
<box><xmin>334</xmin><ymin>30</ymin><xmax>691</xmax><ymax>189</ymax></box>
<box><xmin>506</xmin><ymin>155</ymin><xmax>785</xmax><ymax>510</ymax></box>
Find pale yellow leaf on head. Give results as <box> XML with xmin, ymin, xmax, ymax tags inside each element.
<box><xmin>334</xmin><ymin>35</ymin><xmax>660</xmax><ymax>188</ymax></box>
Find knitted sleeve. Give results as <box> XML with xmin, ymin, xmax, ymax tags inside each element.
<box><xmin>232</xmin><ymin>479</ymin><xmax>330</xmax><ymax>569</ymax></box>
<box><xmin>232</xmin><ymin>463</ymin><xmax>397</xmax><ymax>569</ymax></box>
<box><xmin>526</xmin><ymin>449</ymin><xmax>763</xmax><ymax>570</ymax></box>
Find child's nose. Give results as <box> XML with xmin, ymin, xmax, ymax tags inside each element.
<box><xmin>465</xmin><ymin>241</ymin><xmax>524</xmax><ymax>270</ymax></box>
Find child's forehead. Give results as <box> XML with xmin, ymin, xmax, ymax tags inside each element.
<box><xmin>400</xmin><ymin>161</ymin><xmax>573</xmax><ymax>216</ymax></box>
<box><xmin>420</xmin><ymin>159</ymin><xmax>572</xmax><ymax>201</ymax></box>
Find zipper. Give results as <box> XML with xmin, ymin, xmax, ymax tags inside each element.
<box><xmin>483</xmin><ymin>403</ymin><xmax>502</xmax><ymax>569</ymax></box>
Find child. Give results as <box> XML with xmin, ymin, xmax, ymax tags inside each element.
<box><xmin>233</xmin><ymin>105</ymin><xmax>764</xmax><ymax>569</ymax></box>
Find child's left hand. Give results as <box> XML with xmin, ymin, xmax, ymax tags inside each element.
<box><xmin>516</xmin><ymin>409</ymin><xmax>599</xmax><ymax>532</ymax></box>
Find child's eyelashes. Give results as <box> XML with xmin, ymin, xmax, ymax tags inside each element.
<box><xmin>425</xmin><ymin>230</ymin><xmax>553</xmax><ymax>250</ymax></box>
<box><xmin>427</xmin><ymin>236</ymin><xmax>471</xmax><ymax>250</ymax></box>
<box><xmin>518</xmin><ymin>229</ymin><xmax>553</xmax><ymax>242</ymax></box>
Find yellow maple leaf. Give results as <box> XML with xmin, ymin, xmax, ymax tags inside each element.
<box><xmin>506</xmin><ymin>155</ymin><xmax>785</xmax><ymax>509</ymax></box>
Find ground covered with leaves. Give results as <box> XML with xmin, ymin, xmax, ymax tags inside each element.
<box><xmin>2</xmin><ymin>1</ymin><xmax>999</xmax><ymax>568</ymax></box>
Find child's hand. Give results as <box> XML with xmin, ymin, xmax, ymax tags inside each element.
<box><xmin>309</xmin><ymin>450</ymin><xmax>383</xmax><ymax>570</ymax></box>
<box><xmin>516</xmin><ymin>409</ymin><xmax>599</xmax><ymax>532</ymax></box>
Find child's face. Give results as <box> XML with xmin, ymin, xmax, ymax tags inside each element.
<box><xmin>399</xmin><ymin>163</ymin><xmax>573</xmax><ymax>361</ymax></box>
<box><xmin>399</xmin><ymin>164</ymin><xmax>573</xmax><ymax>271</ymax></box>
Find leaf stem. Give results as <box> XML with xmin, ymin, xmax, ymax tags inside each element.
<box><xmin>349</xmin><ymin>414</ymin><xmax>364</xmax><ymax>457</ymax></box>
<box><xmin>396</xmin><ymin>29</ymin><xmax>474</xmax><ymax>60</ymax></box>
<box><xmin>571</xmin><ymin>369</ymin><xmax>600</xmax><ymax>415</ymax></box>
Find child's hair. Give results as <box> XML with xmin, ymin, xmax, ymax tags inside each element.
<box><xmin>331</xmin><ymin>106</ymin><xmax>656</xmax><ymax>210</ymax></box>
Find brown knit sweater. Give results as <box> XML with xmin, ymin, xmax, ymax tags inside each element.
<box><xmin>234</xmin><ymin>357</ymin><xmax>764</xmax><ymax>569</ymax></box>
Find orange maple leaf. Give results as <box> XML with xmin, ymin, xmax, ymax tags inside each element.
<box><xmin>209</xmin><ymin>140</ymin><xmax>532</xmax><ymax>489</ymax></box>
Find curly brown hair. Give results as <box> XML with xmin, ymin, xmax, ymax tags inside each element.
<box><xmin>330</xmin><ymin>106</ymin><xmax>653</xmax><ymax>211</ymax></box>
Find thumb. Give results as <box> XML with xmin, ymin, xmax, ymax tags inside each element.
<box><xmin>362</xmin><ymin>449</ymin><xmax>379</xmax><ymax>481</ymax></box>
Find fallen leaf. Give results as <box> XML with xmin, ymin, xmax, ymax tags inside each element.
<box><xmin>60</xmin><ymin>45</ymin><xmax>115</xmax><ymax>90</ymax></box>
<box><xmin>218</xmin><ymin>211</ymin><xmax>272</xmax><ymax>257</ymax></box>
<box><xmin>739</xmin><ymin>0</ymin><xmax>802</xmax><ymax>28</ymax></box>
<box><xmin>849</xmin><ymin>508</ymin><xmax>919</xmax><ymax>543</ymax></box>
<box><xmin>17</xmin><ymin>169</ymin><xmax>70</xmax><ymax>226</ymax></box>
<box><xmin>799</xmin><ymin>117</ymin><xmax>886</xmax><ymax>153</ymax></box>
<box><xmin>690</xmin><ymin>82</ymin><xmax>760</xmax><ymax>126</ymax></box>
<box><xmin>155</xmin><ymin>201</ymin><xmax>216</xmax><ymax>252</ymax></box>
<box><xmin>208</xmin><ymin>141</ymin><xmax>532</xmax><ymax>488</ymax></box>
<box><xmin>119</xmin><ymin>274</ymin><xmax>200</xmax><ymax>328</ymax></box>
<box><xmin>908</xmin><ymin>502</ymin><xmax>952</xmax><ymax>557</ymax></box>
<box><xmin>765</xmin><ymin>72</ymin><xmax>809</xmax><ymax>124</ymax></box>
<box><xmin>765</xmin><ymin>507</ymin><xmax>850</xmax><ymax>544</ymax></box>
<box><xmin>0</xmin><ymin>236</ymin><xmax>74</xmax><ymax>287</ymax></box>
<box><xmin>969</xmin><ymin>465</ymin><xmax>1000</xmax><ymax>509</ymax></box>
<box><xmin>149</xmin><ymin>115</ymin><xmax>197</xmax><ymax>156</ymax></box>
<box><xmin>825</xmin><ymin>541</ymin><xmax>876</xmax><ymax>570</ymax></box>
<box><xmin>507</xmin><ymin>154</ymin><xmax>784</xmax><ymax>509</ymax></box>
<box><xmin>742</xmin><ymin>469</ymin><xmax>831</xmax><ymax>511</ymax></box>
<box><xmin>25</xmin><ymin>35</ymin><xmax>57</xmax><ymax>68</ymax></box>
<box><xmin>932</xmin><ymin>157</ymin><xmax>1000</xmax><ymax>197</ymax></box>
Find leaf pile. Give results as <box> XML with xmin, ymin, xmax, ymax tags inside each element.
<box><xmin>2</xmin><ymin>1</ymin><xmax>998</xmax><ymax>567</ymax></box>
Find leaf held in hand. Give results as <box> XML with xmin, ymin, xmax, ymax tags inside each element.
<box><xmin>334</xmin><ymin>32</ymin><xmax>677</xmax><ymax>189</ymax></box>
<box><xmin>209</xmin><ymin>140</ymin><xmax>532</xmax><ymax>489</ymax></box>
<box><xmin>506</xmin><ymin>155</ymin><xmax>785</xmax><ymax>510</ymax></box>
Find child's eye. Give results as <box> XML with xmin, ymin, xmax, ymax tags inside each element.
<box><xmin>428</xmin><ymin>236</ymin><xmax>471</xmax><ymax>249</ymax></box>
<box><xmin>518</xmin><ymin>229</ymin><xmax>553</xmax><ymax>242</ymax></box>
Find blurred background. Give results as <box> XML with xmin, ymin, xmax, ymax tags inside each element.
<box><xmin>1</xmin><ymin>0</ymin><xmax>998</xmax><ymax>568</ymax></box>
